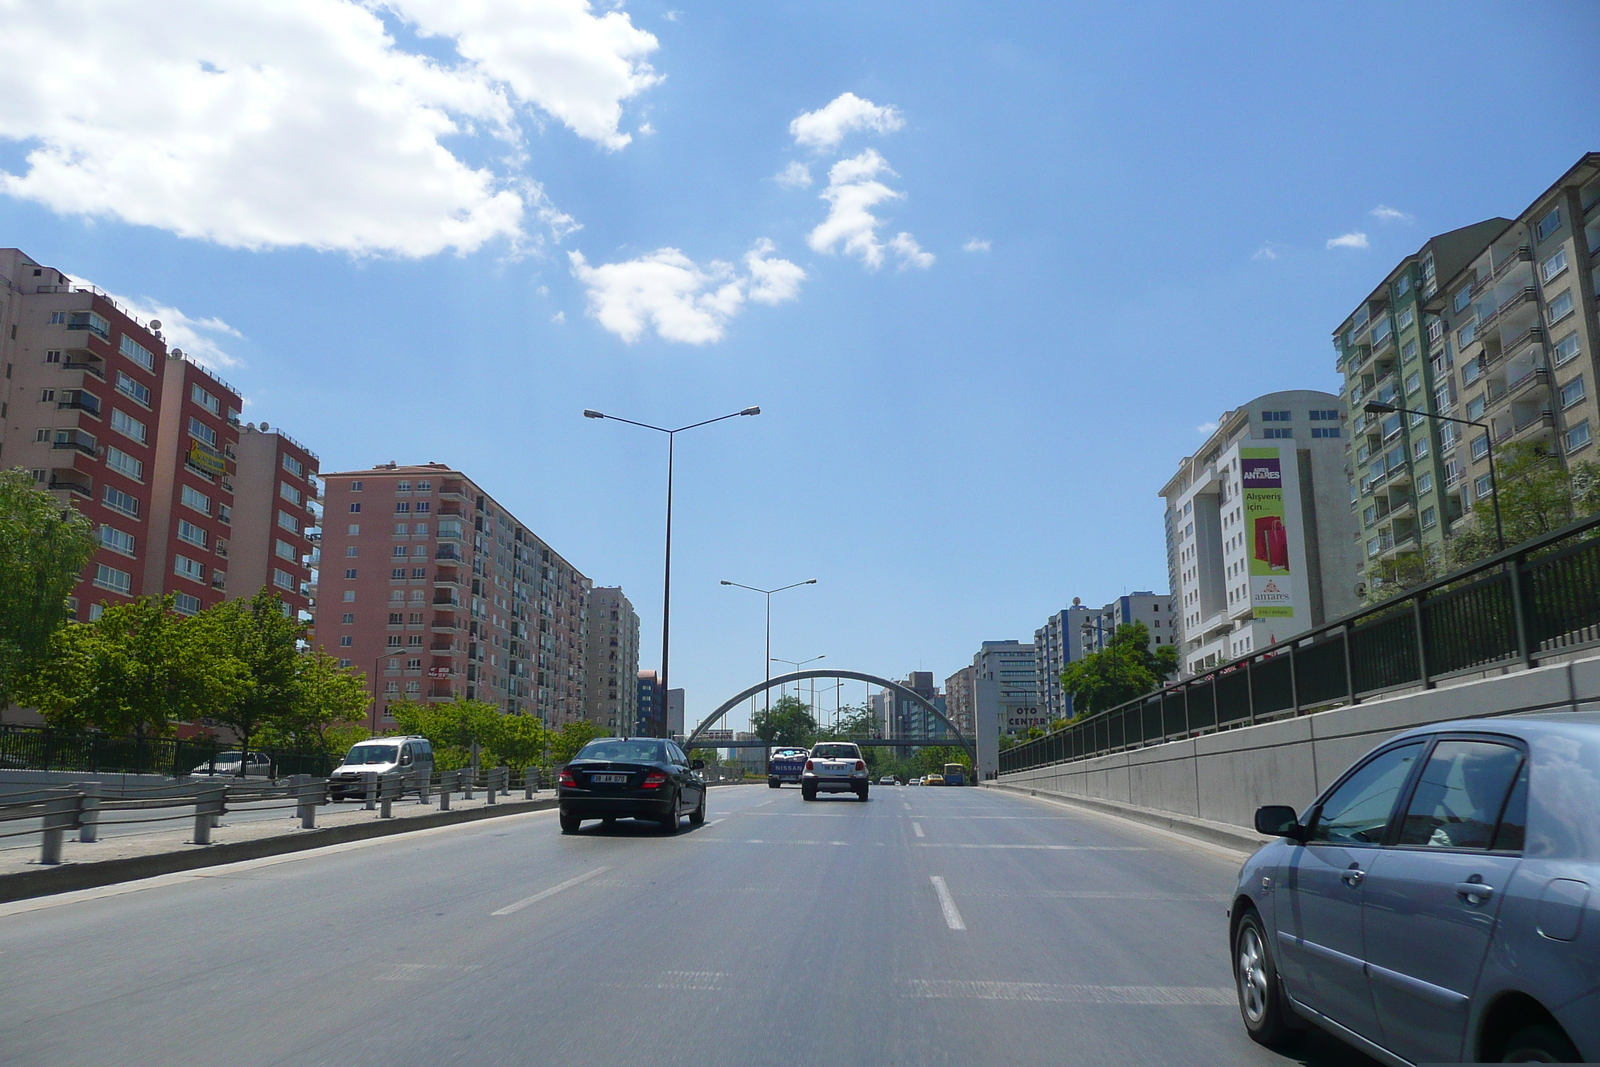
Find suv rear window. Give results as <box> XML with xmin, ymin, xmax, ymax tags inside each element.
<box><xmin>811</xmin><ymin>744</ymin><xmax>860</xmax><ymax>759</ymax></box>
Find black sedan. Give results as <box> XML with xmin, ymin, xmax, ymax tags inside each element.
<box><xmin>557</xmin><ymin>738</ymin><xmax>707</xmax><ymax>834</ymax></box>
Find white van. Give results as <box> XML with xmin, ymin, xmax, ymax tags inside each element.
<box><xmin>329</xmin><ymin>736</ymin><xmax>434</xmax><ymax>800</ymax></box>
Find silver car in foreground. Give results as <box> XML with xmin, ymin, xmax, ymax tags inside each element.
<box><xmin>1230</xmin><ymin>713</ymin><xmax>1600</xmax><ymax>1064</ymax></box>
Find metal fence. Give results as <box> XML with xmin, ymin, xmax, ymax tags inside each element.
<box><xmin>0</xmin><ymin>726</ymin><xmax>337</xmax><ymax>778</ymax></box>
<box><xmin>1001</xmin><ymin>511</ymin><xmax>1600</xmax><ymax>776</ymax></box>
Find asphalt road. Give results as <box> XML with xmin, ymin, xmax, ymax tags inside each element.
<box><xmin>0</xmin><ymin>784</ymin><xmax>1377</xmax><ymax>1067</ymax></box>
<box><xmin>0</xmin><ymin>794</ymin><xmax>352</xmax><ymax>855</ymax></box>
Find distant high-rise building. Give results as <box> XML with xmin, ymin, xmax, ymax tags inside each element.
<box><xmin>973</xmin><ymin>640</ymin><xmax>1040</xmax><ymax>736</ymax></box>
<box><xmin>943</xmin><ymin>665</ymin><xmax>976</xmax><ymax>738</ymax></box>
<box><xmin>637</xmin><ymin>669</ymin><xmax>664</xmax><ymax>737</ymax></box>
<box><xmin>666</xmin><ymin>688</ymin><xmax>685</xmax><ymax>738</ymax></box>
<box><xmin>582</xmin><ymin>587</ymin><xmax>639</xmax><ymax>734</ymax></box>
<box><xmin>1161</xmin><ymin>391</ymin><xmax>1360</xmax><ymax>675</ymax></box>
<box><xmin>880</xmin><ymin>671</ymin><xmax>945</xmax><ymax>743</ymax></box>
<box><xmin>316</xmin><ymin>463</ymin><xmax>590</xmax><ymax>726</ymax></box>
<box><xmin>229</xmin><ymin>423</ymin><xmax>320</xmax><ymax>620</ymax></box>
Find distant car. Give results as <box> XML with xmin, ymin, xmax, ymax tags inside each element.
<box><xmin>924</xmin><ymin>774</ymin><xmax>945</xmax><ymax>787</ymax></box>
<box><xmin>190</xmin><ymin>751</ymin><xmax>273</xmax><ymax>778</ymax></box>
<box><xmin>801</xmin><ymin>742</ymin><xmax>869</xmax><ymax>801</ymax></box>
<box><xmin>557</xmin><ymin>737</ymin><xmax>706</xmax><ymax>834</ymax></box>
<box><xmin>767</xmin><ymin>747</ymin><xmax>809</xmax><ymax>788</ymax></box>
<box><xmin>879</xmin><ymin>775</ymin><xmax>896</xmax><ymax>785</ymax></box>
<box><xmin>328</xmin><ymin>737</ymin><xmax>433</xmax><ymax>799</ymax></box>
<box><xmin>908</xmin><ymin>778</ymin><xmax>921</xmax><ymax>786</ymax></box>
<box><xmin>1231</xmin><ymin>713</ymin><xmax>1600</xmax><ymax>1064</ymax></box>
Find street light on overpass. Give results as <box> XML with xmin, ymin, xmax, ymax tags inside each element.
<box><xmin>771</xmin><ymin>654</ymin><xmax>825</xmax><ymax>709</ymax></box>
<box><xmin>720</xmin><ymin>578</ymin><xmax>817</xmax><ymax>719</ymax></box>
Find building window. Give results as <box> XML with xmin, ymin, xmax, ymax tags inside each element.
<box><xmin>172</xmin><ymin>593</ymin><xmax>201</xmax><ymax>616</ymax></box>
<box><xmin>1471</xmin><ymin>435</ymin><xmax>1490</xmax><ymax>462</ymax></box>
<box><xmin>106</xmin><ymin>446</ymin><xmax>143</xmax><ymax>481</ymax></box>
<box><xmin>271</xmin><ymin>539</ymin><xmax>296</xmax><ymax>563</ymax></box>
<box><xmin>1310</xmin><ymin>427</ymin><xmax>1340</xmax><ymax>439</ymax></box>
<box><xmin>1554</xmin><ymin>331</ymin><xmax>1580</xmax><ymax>367</ymax></box>
<box><xmin>1541</xmin><ymin>248</ymin><xmax>1569</xmax><ymax>283</ymax></box>
<box><xmin>1417</xmin><ymin>472</ymin><xmax>1434</xmax><ymax>495</ymax></box>
<box><xmin>341</xmin><ymin>613</ymin><xmax>355</xmax><ymax>624</ymax></box>
<box><xmin>218</xmin><ymin>504</ymin><xmax>231</xmax><ymax>526</ymax></box>
<box><xmin>115</xmin><ymin>372</ymin><xmax>151</xmax><ymax>407</ymax></box>
<box><xmin>339</xmin><ymin>635</ymin><xmax>353</xmax><ymax>647</ymax></box>
<box><xmin>279</xmin><ymin>482</ymin><xmax>302</xmax><ymax>505</ymax></box>
<box><xmin>345</xmin><ymin>545</ymin><xmax>359</xmax><ymax>557</ymax></box>
<box><xmin>1401</xmin><ymin>339</ymin><xmax>1418</xmax><ymax>362</ymax></box>
<box><xmin>344</xmin><ymin>568</ymin><xmax>358</xmax><ymax>579</ymax></box>
<box><xmin>98</xmin><ymin>525</ymin><xmax>136</xmax><ymax>556</ymax></box>
<box><xmin>1547</xmin><ymin>290</ymin><xmax>1574</xmax><ymax>325</ymax></box>
<box><xmin>282</xmin><ymin>453</ymin><xmax>304</xmax><ymax>477</ymax></box>
<box><xmin>350</xmin><ymin>480</ymin><xmax>363</xmax><ymax>491</ymax></box>
<box><xmin>1466</xmin><ymin>395</ymin><xmax>1486</xmax><ymax>421</ymax></box>
<box><xmin>415</xmin><ymin>501</ymin><xmax>430</xmax><ymax>513</ymax></box>
<box><xmin>343</xmin><ymin>590</ymin><xmax>356</xmax><ymax>602</ymax></box>
<box><xmin>190</xmin><ymin>384</ymin><xmax>220</xmax><ymax>415</ymax></box>
<box><xmin>175</xmin><ymin>555</ymin><xmax>206</xmax><ymax>583</ymax></box>
<box><xmin>180</xmin><ymin>484</ymin><xmax>211</xmax><ymax>515</ymax></box>
<box><xmin>93</xmin><ymin>563</ymin><xmax>132</xmax><ymax>594</ymax></box>
<box><xmin>177</xmin><ymin>519</ymin><xmax>208</xmax><ymax>549</ymax></box>
<box><xmin>411</xmin><ymin>567</ymin><xmax>427</xmax><ymax>579</ymax></box>
<box><xmin>187</xmin><ymin>416</ymin><xmax>218</xmax><ymax>447</ymax></box>
<box><xmin>277</xmin><ymin>511</ymin><xmax>300</xmax><ymax>533</ymax></box>
<box><xmin>396</xmin><ymin>480</ymin><xmax>411</xmax><ymax>492</ymax></box>
<box><xmin>1559</xmin><ymin>376</ymin><xmax>1585</xmax><ymax>410</ymax></box>
<box><xmin>1404</xmin><ymin>371</ymin><xmax>1421</xmax><ymax>395</ymax></box>
<box><xmin>413</xmin><ymin>523</ymin><xmax>428</xmax><ymax>537</ymax></box>
<box><xmin>1397</xmin><ymin>307</ymin><xmax>1414</xmax><ymax>330</ymax></box>
<box><xmin>1421</xmin><ymin>506</ymin><xmax>1437</xmax><ymax>530</ymax></box>
<box><xmin>103</xmin><ymin>486</ymin><xmax>140</xmax><ymax>518</ymax></box>
<box><xmin>118</xmin><ymin>335</ymin><xmax>155</xmax><ymax>371</ymax></box>
<box><xmin>1535</xmin><ymin>207</ymin><xmax>1562</xmax><ymax>243</ymax></box>
<box><xmin>1413</xmin><ymin>436</ymin><xmax>1429</xmax><ymax>459</ymax></box>
<box><xmin>347</xmin><ymin>524</ymin><xmax>360</xmax><ymax>535</ymax></box>
<box><xmin>1263</xmin><ymin>427</ymin><xmax>1292</xmax><ymax>439</ymax></box>
<box><xmin>110</xmin><ymin>409</ymin><xmax>147</xmax><ymax>443</ymax></box>
<box><xmin>392</xmin><ymin>568</ymin><xmax>407</xmax><ymax>580</ymax></box>
<box><xmin>416</xmin><ymin>480</ymin><xmax>431</xmax><ymax>491</ymax></box>
<box><xmin>273</xmin><ymin>568</ymin><xmax>295</xmax><ymax>590</ymax></box>
<box><xmin>393</xmin><ymin>546</ymin><xmax>408</xmax><ymax>558</ymax></box>
<box><xmin>1261</xmin><ymin>410</ymin><xmax>1291</xmax><ymax>422</ymax></box>
<box><xmin>1308</xmin><ymin>409</ymin><xmax>1340</xmax><ymax>421</ymax></box>
<box><xmin>1426</xmin><ymin>318</ymin><xmax>1444</xmax><ymax>344</ymax></box>
<box><xmin>349</xmin><ymin>502</ymin><xmax>362</xmax><ymax>513</ymax></box>
<box><xmin>1565</xmin><ymin>421</ymin><xmax>1592</xmax><ymax>454</ymax></box>
<box><xmin>1457</xmin><ymin>322</ymin><xmax>1477</xmax><ymax>348</ymax></box>
<box><xmin>395</xmin><ymin>502</ymin><xmax>411</xmax><ymax>514</ymax></box>
<box><xmin>1453</xmin><ymin>285</ymin><xmax>1474</xmax><ymax>314</ymax></box>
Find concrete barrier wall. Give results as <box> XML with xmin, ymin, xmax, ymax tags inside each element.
<box><xmin>999</xmin><ymin>652</ymin><xmax>1600</xmax><ymax>829</ymax></box>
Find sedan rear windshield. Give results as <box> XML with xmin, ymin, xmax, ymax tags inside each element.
<box><xmin>575</xmin><ymin>740</ymin><xmax>667</xmax><ymax>763</ymax></box>
<box><xmin>811</xmin><ymin>744</ymin><xmax>860</xmax><ymax>759</ymax></box>
<box><xmin>344</xmin><ymin>745</ymin><xmax>398</xmax><ymax>764</ymax></box>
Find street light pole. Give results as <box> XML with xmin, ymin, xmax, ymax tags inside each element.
<box><xmin>1363</xmin><ymin>401</ymin><xmax>1505</xmax><ymax>551</ymax></box>
<box><xmin>585</xmin><ymin>406</ymin><xmax>760</xmax><ymax>723</ymax></box>
<box><xmin>721</xmin><ymin>578</ymin><xmax>817</xmax><ymax>718</ymax></box>
<box><xmin>771</xmin><ymin>655</ymin><xmax>825</xmax><ymax>710</ymax></box>
<box><xmin>369</xmin><ymin>651</ymin><xmax>390</xmax><ymax>736</ymax></box>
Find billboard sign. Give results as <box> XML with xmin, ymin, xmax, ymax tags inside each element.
<box><xmin>1241</xmin><ymin>447</ymin><xmax>1295</xmax><ymax>619</ymax></box>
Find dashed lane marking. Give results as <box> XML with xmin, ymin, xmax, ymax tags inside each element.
<box><xmin>930</xmin><ymin>876</ymin><xmax>966</xmax><ymax>931</ymax></box>
<box><xmin>914</xmin><ymin>843</ymin><xmax>1148</xmax><ymax>851</ymax></box>
<box><xmin>492</xmin><ymin>866</ymin><xmax>610</xmax><ymax>916</ymax></box>
<box><xmin>912</xmin><ymin>822</ymin><xmax>925</xmax><ymax>837</ymax></box>
<box><xmin>904</xmin><ymin>981</ymin><xmax>1233</xmax><ymax>1005</ymax></box>
<box><xmin>705</xmin><ymin>818</ymin><xmax>726</xmax><ymax>827</ymax></box>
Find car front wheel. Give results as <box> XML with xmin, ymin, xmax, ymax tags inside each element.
<box><xmin>559</xmin><ymin>812</ymin><xmax>581</xmax><ymax>834</ymax></box>
<box><xmin>1497</xmin><ymin>1023</ymin><xmax>1582</xmax><ymax>1063</ymax></box>
<box><xmin>801</xmin><ymin>784</ymin><xmax>816</xmax><ymax>801</ymax></box>
<box><xmin>1234</xmin><ymin>909</ymin><xmax>1293</xmax><ymax>1048</ymax></box>
<box><xmin>689</xmin><ymin>790</ymin><xmax>706</xmax><ymax>826</ymax></box>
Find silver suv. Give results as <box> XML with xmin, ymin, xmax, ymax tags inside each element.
<box><xmin>1231</xmin><ymin>713</ymin><xmax>1600</xmax><ymax>1063</ymax></box>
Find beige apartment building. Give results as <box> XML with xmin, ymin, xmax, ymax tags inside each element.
<box><xmin>230</xmin><ymin>423</ymin><xmax>320</xmax><ymax>619</ymax></box>
<box><xmin>581</xmin><ymin>586</ymin><xmax>640</xmax><ymax>734</ymax></box>
<box><xmin>317</xmin><ymin>463</ymin><xmax>590</xmax><ymax>726</ymax></box>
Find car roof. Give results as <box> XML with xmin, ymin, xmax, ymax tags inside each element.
<box><xmin>1389</xmin><ymin>712</ymin><xmax>1600</xmax><ymax>744</ymax></box>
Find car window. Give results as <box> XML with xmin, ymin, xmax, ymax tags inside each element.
<box><xmin>1490</xmin><ymin>758</ymin><xmax>1528</xmax><ymax>852</ymax></box>
<box><xmin>811</xmin><ymin>744</ymin><xmax>859</xmax><ymax>760</ymax></box>
<box><xmin>1396</xmin><ymin>739</ymin><xmax>1523</xmax><ymax>850</ymax></box>
<box><xmin>1310</xmin><ymin>742</ymin><xmax>1424</xmax><ymax>845</ymax></box>
<box><xmin>575</xmin><ymin>740</ymin><xmax>666</xmax><ymax>763</ymax></box>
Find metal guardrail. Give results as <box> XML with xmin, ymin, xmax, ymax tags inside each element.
<box><xmin>0</xmin><ymin>766</ymin><xmax>548</xmax><ymax>866</ymax></box>
<box><xmin>1001</xmin><ymin>511</ymin><xmax>1600</xmax><ymax>776</ymax></box>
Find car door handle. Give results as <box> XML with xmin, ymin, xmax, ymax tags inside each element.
<box><xmin>1342</xmin><ymin>867</ymin><xmax>1365</xmax><ymax>887</ymax></box>
<box><xmin>1456</xmin><ymin>881</ymin><xmax>1495</xmax><ymax>904</ymax></box>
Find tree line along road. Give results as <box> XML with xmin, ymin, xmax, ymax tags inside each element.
<box><xmin>0</xmin><ymin>785</ymin><xmax>1375</xmax><ymax>1067</ymax></box>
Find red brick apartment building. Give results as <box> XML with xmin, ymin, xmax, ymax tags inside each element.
<box><xmin>317</xmin><ymin>464</ymin><xmax>590</xmax><ymax>727</ymax></box>
<box><xmin>0</xmin><ymin>246</ymin><xmax>318</xmax><ymax>623</ymax></box>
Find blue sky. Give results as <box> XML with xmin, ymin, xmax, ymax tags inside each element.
<box><xmin>2</xmin><ymin>1</ymin><xmax>1597</xmax><ymax>731</ymax></box>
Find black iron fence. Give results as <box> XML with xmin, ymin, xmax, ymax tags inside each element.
<box><xmin>0</xmin><ymin>725</ymin><xmax>337</xmax><ymax>779</ymax></box>
<box><xmin>1001</xmin><ymin>512</ymin><xmax>1600</xmax><ymax>776</ymax></box>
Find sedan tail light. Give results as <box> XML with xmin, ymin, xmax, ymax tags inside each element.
<box><xmin>558</xmin><ymin>768</ymin><xmax>576</xmax><ymax>788</ymax></box>
<box><xmin>640</xmin><ymin>771</ymin><xmax>669</xmax><ymax>790</ymax></box>
<box><xmin>804</xmin><ymin>760</ymin><xmax>814</xmax><ymax>772</ymax></box>
<box><xmin>855</xmin><ymin>760</ymin><xmax>866</xmax><ymax>772</ymax></box>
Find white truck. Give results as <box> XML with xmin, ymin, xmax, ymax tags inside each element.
<box><xmin>800</xmin><ymin>742</ymin><xmax>870</xmax><ymax>801</ymax></box>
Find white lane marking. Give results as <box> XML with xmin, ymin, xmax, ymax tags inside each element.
<box><xmin>914</xmin><ymin>843</ymin><xmax>1148</xmax><ymax>851</ymax></box>
<box><xmin>930</xmin><ymin>876</ymin><xmax>966</xmax><ymax>931</ymax></box>
<box><xmin>912</xmin><ymin>822</ymin><xmax>925</xmax><ymax>838</ymax></box>
<box><xmin>902</xmin><ymin>803</ymin><xmax>912</xmax><ymax>810</ymax></box>
<box><xmin>492</xmin><ymin>866</ymin><xmax>610</xmax><ymax>916</ymax></box>
<box><xmin>705</xmin><ymin>818</ymin><xmax>726</xmax><ymax>827</ymax></box>
<box><xmin>754</xmin><ymin>800</ymin><xmax>775</xmax><ymax>808</ymax></box>
<box><xmin>905</xmin><ymin>980</ymin><xmax>1233</xmax><ymax>1005</ymax></box>
<box><xmin>960</xmin><ymin>890</ymin><xmax>1228</xmax><ymax>901</ymax></box>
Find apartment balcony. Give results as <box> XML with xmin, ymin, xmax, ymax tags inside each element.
<box><xmin>51</xmin><ymin>429</ymin><xmax>97</xmax><ymax>457</ymax></box>
<box><xmin>1504</xmin><ymin>366</ymin><xmax>1550</xmax><ymax>405</ymax></box>
<box><xmin>1495</xmin><ymin>408</ymin><xmax>1555</xmax><ymax>446</ymax></box>
<box><xmin>1501</xmin><ymin>324</ymin><xmax>1544</xmax><ymax>360</ymax></box>
<box><xmin>438</xmin><ymin>480</ymin><xmax>466</xmax><ymax>499</ymax></box>
<box><xmin>427</xmin><ymin>687</ymin><xmax>457</xmax><ymax>702</ymax></box>
<box><xmin>47</xmin><ymin>474</ymin><xmax>93</xmax><ymax>498</ymax></box>
<box><xmin>1489</xmin><ymin>245</ymin><xmax>1533</xmax><ymax>284</ymax></box>
<box><xmin>434</xmin><ymin>570</ymin><xmax>463</xmax><ymax>587</ymax></box>
<box><xmin>63</xmin><ymin>355</ymin><xmax>105</xmax><ymax>380</ymax></box>
<box><xmin>436</xmin><ymin>502</ymin><xmax>465</xmax><ymax>518</ymax></box>
<box><xmin>434</xmin><ymin>546</ymin><xmax>464</xmax><ymax>563</ymax></box>
<box><xmin>432</xmin><ymin>592</ymin><xmax>461</xmax><ymax>608</ymax></box>
<box><xmin>430</xmin><ymin>615</ymin><xmax>464</xmax><ymax>633</ymax></box>
<box><xmin>1379</xmin><ymin>529</ymin><xmax>1420</xmax><ymax>561</ymax></box>
<box><xmin>1476</xmin><ymin>286</ymin><xmax>1538</xmax><ymax>339</ymax></box>
<box><xmin>56</xmin><ymin>390</ymin><xmax>101</xmax><ymax>417</ymax></box>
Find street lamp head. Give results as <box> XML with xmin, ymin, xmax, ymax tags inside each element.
<box><xmin>740</xmin><ymin>406</ymin><xmax>761</xmax><ymax>416</ymax></box>
<box><xmin>1363</xmin><ymin>401</ymin><xmax>1397</xmax><ymax>415</ymax></box>
<box><xmin>806</xmin><ymin>578</ymin><xmax>818</xmax><ymax>584</ymax></box>
<box><xmin>719</xmin><ymin>580</ymin><xmax>731</xmax><ymax>585</ymax></box>
<box><xmin>582</xmin><ymin>409</ymin><xmax>605</xmax><ymax>419</ymax></box>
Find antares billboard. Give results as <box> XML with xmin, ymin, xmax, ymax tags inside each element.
<box><xmin>1241</xmin><ymin>447</ymin><xmax>1296</xmax><ymax>619</ymax></box>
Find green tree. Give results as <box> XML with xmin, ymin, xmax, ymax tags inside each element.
<box><xmin>0</xmin><ymin>469</ymin><xmax>96</xmax><ymax>706</ymax></box>
<box><xmin>489</xmin><ymin>713</ymin><xmax>550</xmax><ymax>772</ymax></box>
<box><xmin>916</xmin><ymin>745</ymin><xmax>972</xmax><ymax>776</ymax></box>
<box><xmin>23</xmin><ymin>596</ymin><xmax>247</xmax><ymax>736</ymax></box>
<box><xmin>549</xmin><ymin>719</ymin><xmax>603</xmax><ymax>764</ymax></box>
<box><xmin>196</xmin><ymin>589</ymin><xmax>303</xmax><ymax>767</ymax></box>
<box><xmin>751</xmin><ymin>695</ymin><xmax>818</xmax><ymax>747</ymax></box>
<box><xmin>389</xmin><ymin>697</ymin><xmax>504</xmax><ymax>770</ymax></box>
<box><xmin>815</xmin><ymin>703</ymin><xmax>881</xmax><ymax>741</ymax></box>
<box><xmin>1448</xmin><ymin>444</ymin><xmax>1600</xmax><ymax>569</ymax></box>
<box><xmin>1060</xmin><ymin>622</ymin><xmax>1178</xmax><ymax>718</ymax></box>
<box><xmin>255</xmin><ymin>650</ymin><xmax>371</xmax><ymax>755</ymax></box>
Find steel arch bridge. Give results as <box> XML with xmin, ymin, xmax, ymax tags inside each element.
<box><xmin>684</xmin><ymin>669</ymin><xmax>974</xmax><ymax>765</ymax></box>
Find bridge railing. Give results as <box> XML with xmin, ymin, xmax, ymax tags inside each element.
<box><xmin>1001</xmin><ymin>510</ymin><xmax>1600</xmax><ymax>777</ymax></box>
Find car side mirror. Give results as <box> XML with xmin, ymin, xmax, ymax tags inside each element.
<box><xmin>691</xmin><ymin>759</ymin><xmax>705</xmax><ymax>770</ymax></box>
<box><xmin>1255</xmin><ymin>805</ymin><xmax>1306</xmax><ymax>841</ymax></box>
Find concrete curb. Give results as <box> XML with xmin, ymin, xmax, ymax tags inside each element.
<box><xmin>984</xmin><ymin>781</ymin><xmax>1271</xmax><ymax>854</ymax></box>
<box><xmin>0</xmin><ymin>796</ymin><xmax>559</xmax><ymax>904</ymax></box>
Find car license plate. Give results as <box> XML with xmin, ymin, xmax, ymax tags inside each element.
<box><xmin>591</xmin><ymin>773</ymin><xmax>627</xmax><ymax>784</ymax></box>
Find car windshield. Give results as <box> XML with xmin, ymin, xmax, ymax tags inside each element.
<box><xmin>214</xmin><ymin>752</ymin><xmax>241</xmax><ymax>761</ymax></box>
<box><xmin>575</xmin><ymin>740</ymin><xmax>666</xmax><ymax>763</ymax></box>
<box><xmin>811</xmin><ymin>744</ymin><xmax>859</xmax><ymax>759</ymax></box>
<box><xmin>344</xmin><ymin>745</ymin><xmax>398</xmax><ymax>765</ymax></box>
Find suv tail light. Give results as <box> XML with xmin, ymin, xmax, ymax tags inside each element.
<box><xmin>558</xmin><ymin>768</ymin><xmax>576</xmax><ymax>788</ymax></box>
<box><xmin>855</xmin><ymin>760</ymin><xmax>866</xmax><ymax>772</ymax></box>
<box><xmin>804</xmin><ymin>760</ymin><xmax>814</xmax><ymax>772</ymax></box>
<box><xmin>641</xmin><ymin>771</ymin><xmax>668</xmax><ymax>790</ymax></box>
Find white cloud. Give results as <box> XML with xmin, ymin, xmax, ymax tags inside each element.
<box><xmin>1197</xmin><ymin>421</ymin><xmax>1218</xmax><ymax>435</ymax></box>
<box><xmin>0</xmin><ymin>0</ymin><xmax>661</xmax><ymax>257</ymax></box>
<box><xmin>1252</xmin><ymin>242</ymin><xmax>1279</xmax><ymax>261</ymax></box>
<box><xmin>962</xmin><ymin>238</ymin><xmax>991</xmax><ymax>253</ymax></box>
<box><xmin>775</xmin><ymin>162</ymin><xmax>813</xmax><ymax>189</ymax></box>
<box><xmin>789</xmin><ymin>92</ymin><xmax>903</xmax><ymax>152</ymax></box>
<box><xmin>551</xmin><ymin>310</ymin><xmax>566</xmax><ymax>324</ymax></box>
<box><xmin>663</xmin><ymin>9</ymin><xmax>682</xmax><ymax>21</ymax></box>
<box><xmin>1370</xmin><ymin>205</ymin><xmax>1414</xmax><ymax>223</ymax></box>
<box><xmin>889</xmin><ymin>232</ymin><xmax>934</xmax><ymax>271</ymax></box>
<box><xmin>1327</xmin><ymin>232</ymin><xmax>1370</xmax><ymax>250</ymax></box>
<box><xmin>808</xmin><ymin>149</ymin><xmax>919</xmax><ymax>270</ymax></box>
<box><xmin>569</xmin><ymin>240</ymin><xmax>804</xmax><ymax>344</ymax></box>
<box><xmin>69</xmin><ymin>274</ymin><xmax>244</xmax><ymax>370</ymax></box>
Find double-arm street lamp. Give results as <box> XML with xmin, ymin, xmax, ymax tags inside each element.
<box><xmin>1363</xmin><ymin>400</ymin><xmax>1504</xmax><ymax>552</ymax></box>
<box><xmin>770</xmin><ymin>654</ymin><xmax>825</xmax><ymax>708</ymax></box>
<box><xmin>585</xmin><ymin>406</ymin><xmax>761</xmax><ymax>707</ymax></box>
<box><xmin>720</xmin><ymin>578</ymin><xmax>817</xmax><ymax>717</ymax></box>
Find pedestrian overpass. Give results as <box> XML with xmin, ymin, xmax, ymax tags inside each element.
<box><xmin>683</xmin><ymin>669</ymin><xmax>975</xmax><ymax>766</ymax></box>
